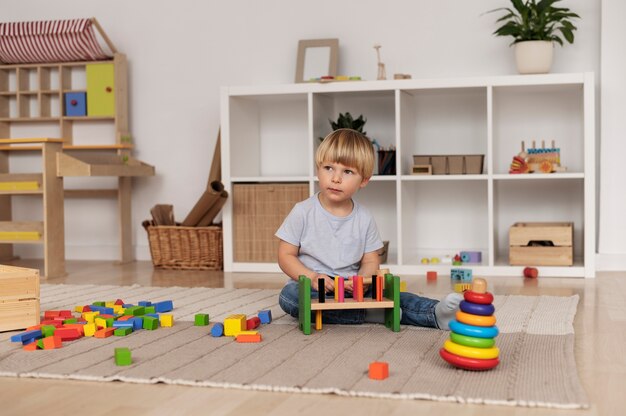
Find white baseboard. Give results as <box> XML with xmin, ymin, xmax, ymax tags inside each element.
<box><xmin>15</xmin><ymin>245</ymin><xmax>153</xmax><ymax>261</ymax></box>
<box><xmin>596</xmin><ymin>253</ymin><xmax>626</xmax><ymax>271</ymax></box>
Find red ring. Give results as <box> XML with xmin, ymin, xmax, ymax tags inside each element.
<box><xmin>439</xmin><ymin>348</ymin><xmax>499</xmax><ymax>371</ymax></box>
<box><xmin>464</xmin><ymin>291</ymin><xmax>494</xmax><ymax>305</ymax></box>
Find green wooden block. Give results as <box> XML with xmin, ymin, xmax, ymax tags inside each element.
<box><xmin>114</xmin><ymin>327</ymin><xmax>133</xmax><ymax>336</ymax></box>
<box><xmin>105</xmin><ymin>317</ymin><xmax>115</xmax><ymax>328</ymax></box>
<box><xmin>41</xmin><ymin>325</ymin><xmax>56</xmax><ymax>337</ymax></box>
<box><xmin>62</xmin><ymin>318</ymin><xmax>77</xmax><ymax>324</ymax></box>
<box><xmin>93</xmin><ymin>301</ymin><xmax>105</xmax><ymax>307</ymax></box>
<box><xmin>114</xmin><ymin>347</ymin><xmax>132</xmax><ymax>366</ymax></box>
<box><xmin>194</xmin><ymin>314</ymin><xmax>210</xmax><ymax>326</ymax></box>
<box><xmin>36</xmin><ymin>339</ymin><xmax>45</xmax><ymax>349</ymax></box>
<box><xmin>298</xmin><ymin>275</ymin><xmax>311</xmax><ymax>335</ymax></box>
<box><xmin>143</xmin><ymin>316</ymin><xmax>159</xmax><ymax>330</ymax></box>
<box><xmin>124</xmin><ymin>306</ymin><xmax>145</xmax><ymax>316</ymax></box>
<box><xmin>144</xmin><ymin>306</ymin><xmax>156</xmax><ymax>314</ymax></box>
<box><xmin>384</xmin><ymin>274</ymin><xmax>401</xmax><ymax>332</ymax></box>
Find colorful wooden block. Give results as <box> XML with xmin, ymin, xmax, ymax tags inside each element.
<box><xmin>369</xmin><ymin>361</ymin><xmax>389</xmax><ymax>380</ymax></box>
<box><xmin>138</xmin><ymin>301</ymin><xmax>152</xmax><ymax>307</ymax></box>
<box><xmin>10</xmin><ymin>329</ymin><xmax>42</xmax><ymax>343</ymax></box>
<box><xmin>124</xmin><ymin>306</ymin><xmax>145</xmax><ymax>316</ymax></box>
<box><xmin>94</xmin><ymin>327</ymin><xmax>115</xmax><ymax>338</ymax></box>
<box><xmin>41</xmin><ymin>325</ymin><xmax>56</xmax><ymax>337</ymax></box>
<box><xmin>23</xmin><ymin>342</ymin><xmax>38</xmax><ymax>351</ymax></box>
<box><xmin>224</xmin><ymin>314</ymin><xmax>246</xmax><ymax>336</ymax></box>
<box><xmin>236</xmin><ymin>333</ymin><xmax>262</xmax><ymax>343</ymax></box>
<box><xmin>54</xmin><ymin>328</ymin><xmax>81</xmax><ymax>341</ymax></box>
<box><xmin>210</xmin><ymin>322</ymin><xmax>224</xmax><ymax>337</ymax></box>
<box><xmin>246</xmin><ymin>317</ymin><xmax>260</xmax><ymax>330</ymax></box>
<box><xmin>194</xmin><ymin>313</ymin><xmax>210</xmax><ymax>326</ymax></box>
<box><xmin>451</xmin><ymin>268</ymin><xmax>473</xmax><ymax>282</ymax></box>
<box><xmin>144</xmin><ymin>306</ymin><xmax>156</xmax><ymax>315</ymax></box>
<box><xmin>427</xmin><ymin>271</ymin><xmax>438</xmax><ymax>281</ymax></box>
<box><xmin>160</xmin><ymin>314</ymin><xmax>174</xmax><ymax>327</ymax></box>
<box><xmin>114</xmin><ymin>347</ymin><xmax>132</xmax><ymax>366</ymax></box>
<box><xmin>113</xmin><ymin>321</ymin><xmax>134</xmax><ymax>328</ymax></box>
<box><xmin>154</xmin><ymin>300</ymin><xmax>173</xmax><ymax>313</ymax></box>
<box><xmin>258</xmin><ymin>310</ymin><xmax>272</xmax><ymax>324</ymax></box>
<box><xmin>83</xmin><ymin>323</ymin><xmax>97</xmax><ymax>337</ymax></box>
<box><xmin>42</xmin><ymin>336</ymin><xmax>63</xmax><ymax>349</ymax></box>
<box><xmin>142</xmin><ymin>316</ymin><xmax>159</xmax><ymax>330</ymax></box>
<box><xmin>114</xmin><ymin>327</ymin><xmax>133</xmax><ymax>336</ymax></box>
<box><xmin>130</xmin><ymin>317</ymin><xmax>143</xmax><ymax>330</ymax></box>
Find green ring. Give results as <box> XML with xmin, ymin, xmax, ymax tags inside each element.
<box><xmin>450</xmin><ymin>332</ymin><xmax>495</xmax><ymax>348</ymax></box>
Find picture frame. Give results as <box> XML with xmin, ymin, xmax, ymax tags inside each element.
<box><xmin>295</xmin><ymin>38</ymin><xmax>339</xmax><ymax>83</ymax></box>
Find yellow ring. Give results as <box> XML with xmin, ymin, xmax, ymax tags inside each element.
<box><xmin>456</xmin><ymin>310</ymin><xmax>496</xmax><ymax>327</ymax></box>
<box><xmin>443</xmin><ymin>339</ymin><xmax>499</xmax><ymax>360</ymax></box>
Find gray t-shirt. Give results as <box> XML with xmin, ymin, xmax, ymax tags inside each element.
<box><xmin>275</xmin><ymin>193</ymin><xmax>383</xmax><ymax>277</ymax></box>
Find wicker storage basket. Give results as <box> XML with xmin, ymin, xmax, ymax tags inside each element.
<box><xmin>142</xmin><ymin>221</ymin><xmax>223</xmax><ymax>270</ymax></box>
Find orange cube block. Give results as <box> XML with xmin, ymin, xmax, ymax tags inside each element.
<box><xmin>94</xmin><ymin>327</ymin><xmax>115</xmax><ymax>338</ymax></box>
<box><xmin>42</xmin><ymin>336</ymin><xmax>63</xmax><ymax>349</ymax></box>
<box><xmin>23</xmin><ymin>342</ymin><xmax>39</xmax><ymax>351</ymax></box>
<box><xmin>427</xmin><ymin>271</ymin><xmax>437</xmax><ymax>281</ymax></box>
<box><xmin>368</xmin><ymin>361</ymin><xmax>389</xmax><ymax>380</ymax></box>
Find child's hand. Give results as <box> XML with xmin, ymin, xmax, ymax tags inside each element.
<box><xmin>343</xmin><ymin>279</ymin><xmax>354</xmax><ymax>293</ymax></box>
<box><xmin>312</xmin><ymin>274</ymin><xmax>334</xmax><ymax>293</ymax></box>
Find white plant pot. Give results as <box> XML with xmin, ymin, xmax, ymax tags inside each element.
<box><xmin>514</xmin><ymin>41</ymin><xmax>554</xmax><ymax>74</ymax></box>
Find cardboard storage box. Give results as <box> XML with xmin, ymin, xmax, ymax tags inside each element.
<box><xmin>509</xmin><ymin>222</ymin><xmax>573</xmax><ymax>266</ymax></box>
<box><xmin>0</xmin><ymin>265</ymin><xmax>40</xmax><ymax>331</ymax></box>
<box><xmin>412</xmin><ymin>155</ymin><xmax>484</xmax><ymax>175</ymax></box>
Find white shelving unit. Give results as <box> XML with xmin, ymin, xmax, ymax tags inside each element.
<box><xmin>221</xmin><ymin>72</ymin><xmax>595</xmax><ymax>278</ymax></box>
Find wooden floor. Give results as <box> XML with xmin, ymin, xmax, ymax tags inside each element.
<box><xmin>1</xmin><ymin>259</ymin><xmax>625</xmax><ymax>416</ymax></box>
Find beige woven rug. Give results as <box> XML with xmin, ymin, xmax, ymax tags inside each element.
<box><xmin>0</xmin><ymin>283</ymin><xmax>588</xmax><ymax>409</ymax></box>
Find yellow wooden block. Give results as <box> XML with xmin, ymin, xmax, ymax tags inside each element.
<box><xmin>0</xmin><ymin>181</ymin><xmax>40</xmax><ymax>191</ymax></box>
<box><xmin>224</xmin><ymin>314</ymin><xmax>247</xmax><ymax>336</ymax></box>
<box><xmin>82</xmin><ymin>311</ymin><xmax>100</xmax><ymax>323</ymax></box>
<box><xmin>86</xmin><ymin>63</ymin><xmax>115</xmax><ymax>116</ymax></box>
<box><xmin>400</xmin><ymin>281</ymin><xmax>407</xmax><ymax>292</ymax></box>
<box><xmin>112</xmin><ymin>305</ymin><xmax>124</xmax><ymax>314</ymax></box>
<box><xmin>74</xmin><ymin>305</ymin><xmax>85</xmax><ymax>313</ymax></box>
<box><xmin>105</xmin><ymin>302</ymin><xmax>115</xmax><ymax>308</ymax></box>
<box><xmin>83</xmin><ymin>323</ymin><xmax>97</xmax><ymax>337</ymax></box>
<box><xmin>0</xmin><ymin>231</ymin><xmax>40</xmax><ymax>241</ymax></box>
<box><xmin>94</xmin><ymin>317</ymin><xmax>108</xmax><ymax>328</ymax></box>
<box><xmin>160</xmin><ymin>314</ymin><xmax>174</xmax><ymax>327</ymax></box>
<box><xmin>237</xmin><ymin>330</ymin><xmax>258</xmax><ymax>336</ymax></box>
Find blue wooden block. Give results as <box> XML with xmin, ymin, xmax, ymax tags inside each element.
<box><xmin>113</xmin><ymin>321</ymin><xmax>134</xmax><ymax>328</ymax></box>
<box><xmin>130</xmin><ymin>317</ymin><xmax>143</xmax><ymax>330</ymax></box>
<box><xmin>10</xmin><ymin>329</ymin><xmax>42</xmax><ymax>343</ymax></box>
<box><xmin>145</xmin><ymin>313</ymin><xmax>159</xmax><ymax>319</ymax></box>
<box><xmin>450</xmin><ymin>268</ymin><xmax>473</xmax><ymax>282</ymax></box>
<box><xmin>122</xmin><ymin>304</ymin><xmax>135</xmax><ymax>308</ymax></box>
<box><xmin>138</xmin><ymin>301</ymin><xmax>151</xmax><ymax>307</ymax></box>
<box><xmin>90</xmin><ymin>305</ymin><xmax>114</xmax><ymax>314</ymax></box>
<box><xmin>210</xmin><ymin>322</ymin><xmax>224</xmax><ymax>337</ymax></box>
<box><xmin>258</xmin><ymin>310</ymin><xmax>272</xmax><ymax>324</ymax></box>
<box><xmin>64</xmin><ymin>92</ymin><xmax>86</xmax><ymax>116</ymax></box>
<box><xmin>154</xmin><ymin>300</ymin><xmax>173</xmax><ymax>313</ymax></box>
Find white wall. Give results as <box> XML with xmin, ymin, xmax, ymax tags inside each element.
<box><xmin>598</xmin><ymin>0</ymin><xmax>626</xmax><ymax>269</ymax></box>
<box><xmin>3</xmin><ymin>0</ymin><xmax>613</xmax><ymax>264</ymax></box>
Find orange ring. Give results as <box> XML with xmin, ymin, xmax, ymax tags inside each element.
<box><xmin>464</xmin><ymin>290</ymin><xmax>494</xmax><ymax>305</ymax></box>
<box><xmin>456</xmin><ymin>310</ymin><xmax>496</xmax><ymax>327</ymax></box>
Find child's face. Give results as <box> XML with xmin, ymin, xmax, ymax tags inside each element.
<box><xmin>317</xmin><ymin>161</ymin><xmax>369</xmax><ymax>204</ymax></box>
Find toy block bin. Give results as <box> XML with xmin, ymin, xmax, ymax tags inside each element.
<box><xmin>509</xmin><ymin>222</ymin><xmax>573</xmax><ymax>266</ymax></box>
<box><xmin>412</xmin><ymin>155</ymin><xmax>484</xmax><ymax>175</ymax></box>
<box><xmin>0</xmin><ymin>265</ymin><xmax>40</xmax><ymax>331</ymax></box>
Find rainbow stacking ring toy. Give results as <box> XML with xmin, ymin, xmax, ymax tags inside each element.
<box><xmin>440</xmin><ymin>277</ymin><xmax>500</xmax><ymax>371</ymax></box>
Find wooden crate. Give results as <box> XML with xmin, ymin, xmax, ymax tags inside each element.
<box><xmin>0</xmin><ymin>264</ymin><xmax>40</xmax><ymax>331</ymax></box>
<box><xmin>509</xmin><ymin>222</ymin><xmax>573</xmax><ymax>266</ymax></box>
<box><xmin>412</xmin><ymin>155</ymin><xmax>484</xmax><ymax>175</ymax></box>
<box><xmin>233</xmin><ymin>183</ymin><xmax>309</xmax><ymax>262</ymax></box>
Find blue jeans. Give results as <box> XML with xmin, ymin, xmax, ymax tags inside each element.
<box><xmin>278</xmin><ymin>280</ymin><xmax>440</xmax><ymax>328</ymax></box>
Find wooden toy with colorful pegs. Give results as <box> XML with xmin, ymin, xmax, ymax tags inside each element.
<box><xmin>439</xmin><ymin>278</ymin><xmax>500</xmax><ymax>370</ymax></box>
<box><xmin>297</xmin><ymin>270</ymin><xmax>401</xmax><ymax>335</ymax></box>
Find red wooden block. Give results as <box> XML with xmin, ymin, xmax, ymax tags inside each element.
<box><xmin>426</xmin><ymin>271</ymin><xmax>437</xmax><ymax>281</ymax></box>
<box><xmin>94</xmin><ymin>328</ymin><xmax>115</xmax><ymax>338</ymax></box>
<box><xmin>82</xmin><ymin>305</ymin><xmax>92</xmax><ymax>312</ymax></box>
<box><xmin>236</xmin><ymin>333</ymin><xmax>262</xmax><ymax>343</ymax></box>
<box><xmin>40</xmin><ymin>320</ymin><xmax>63</xmax><ymax>327</ymax></box>
<box><xmin>246</xmin><ymin>317</ymin><xmax>261</xmax><ymax>330</ymax></box>
<box><xmin>63</xmin><ymin>323</ymin><xmax>85</xmax><ymax>335</ymax></box>
<box><xmin>369</xmin><ymin>361</ymin><xmax>389</xmax><ymax>380</ymax></box>
<box><xmin>99</xmin><ymin>314</ymin><xmax>114</xmax><ymax>319</ymax></box>
<box><xmin>117</xmin><ymin>315</ymin><xmax>134</xmax><ymax>321</ymax></box>
<box><xmin>26</xmin><ymin>324</ymin><xmax>43</xmax><ymax>331</ymax></box>
<box><xmin>54</xmin><ymin>328</ymin><xmax>81</xmax><ymax>341</ymax></box>
<box><xmin>58</xmin><ymin>310</ymin><xmax>73</xmax><ymax>318</ymax></box>
<box><xmin>44</xmin><ymin>310</ymin><xmax>61</xmax><ymax>319</ymax></box>
<box><xmin>114</xmin><ymin>299</ymin><xmax>125</xmax><ymax>305</ymax></box>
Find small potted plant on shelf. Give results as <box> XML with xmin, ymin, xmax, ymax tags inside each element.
<box><xmin>487</xmin><ymin>0</ymin><xmax>579</xmax><ymax>74</ymax></box>
<box><xmin>329</xmin><ymin>112</ymin><xmax>367</xmax><ymax>135</ymax></box>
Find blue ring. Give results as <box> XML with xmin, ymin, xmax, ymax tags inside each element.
<box><xmin>449</xmin><ymin>320</ymin><xmax>499</xmax><ymax>338</ymax></box>
<box><xmin>460</xmin><ymin>300</ymin><xmax>495</xmax><ymax>316</ymax></box>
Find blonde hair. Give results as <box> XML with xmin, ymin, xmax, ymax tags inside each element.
<box><xmin>316</xmin><ymin>129</ymin><xmax>375</xmax><ymax>179</ymax></box>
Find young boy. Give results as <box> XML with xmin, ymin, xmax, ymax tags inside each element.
<box><xmin>276</xmin><ymin>128</ymin><xmax>462</xmax><ymax>329</ymax></box>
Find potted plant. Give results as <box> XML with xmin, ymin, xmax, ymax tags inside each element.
<box><xmin>488</xmin><ymin>0</ymin><xmax>579</xmax><ymax>74</ymax></box>
<box><xmin>319</xmin><ymin>112</ymin><xmax>367</xmax><ymax>142</ymax></box>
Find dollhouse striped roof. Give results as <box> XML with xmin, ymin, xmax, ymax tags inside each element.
<box><xmin>0</xmin><ymin>18</ymin><xmax>113</xmax><ymax>64</ymax></box>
